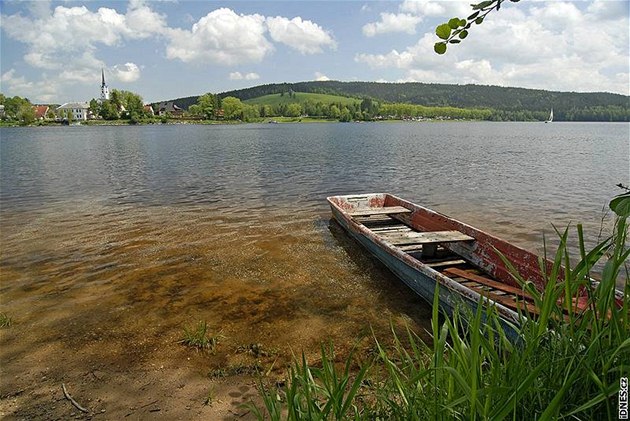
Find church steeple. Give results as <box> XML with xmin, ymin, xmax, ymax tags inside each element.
<box><xmin>100</xmin><ymin>68</ymin><xmax>110</xmax><ymax>102</ymax></box>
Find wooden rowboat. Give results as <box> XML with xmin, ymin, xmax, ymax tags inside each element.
<box><xmin>327</xmin><ymin>193</ymin><xmax>594</xmax><ymax>336</ymax></box>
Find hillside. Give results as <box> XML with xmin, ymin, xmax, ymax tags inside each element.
<box><xmin>157</xmin><ymin>81</ymin><xmax>630</xmax><ymax>121</ymax></box>
<box><xmin>244</xmin><ymin>92</ymin><xmax>359</xmax><ymax>106</ymax></box>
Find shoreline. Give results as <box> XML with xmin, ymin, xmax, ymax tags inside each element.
<box><xmin>2</xmin><ymin>118</ymin><xmax>624</xmax><ymax>128</ymax></box>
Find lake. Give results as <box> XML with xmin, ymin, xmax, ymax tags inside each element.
<box><xmin>0</xmin><ymin>122</ymin><xmax>628</xmax><ymax>414</ymax></box>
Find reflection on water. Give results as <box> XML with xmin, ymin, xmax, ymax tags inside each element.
<box><xmin>0</xmin><ymin>122</ymin><xmax>628</xmax><ymax>358</ymax></box>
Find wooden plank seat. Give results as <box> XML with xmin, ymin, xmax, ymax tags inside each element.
<box><xmin>381</xmin><ymin>230</ymin><xmax>474</xmax><ymax>258</ymax></box>
<box><xmin>443</xmin><ymin>267</ymin><xmax>534</xmax><ymax>301</ymax></box>
<box><xmin>380</xmin><ymin>230</ymin><xmax>474</xmax><ymax>245</ymax></box>
<box><xmin>348</xmin><ymin>206</ymin><xmax>412</xmax><ymax>217</ymax></box>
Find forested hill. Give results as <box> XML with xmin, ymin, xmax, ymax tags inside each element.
<box><xmin>164</xmin><ymin>81</ymin><xmax>630</xmax><ymax>121</ymax></box>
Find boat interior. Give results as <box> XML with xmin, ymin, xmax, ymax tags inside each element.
<box><xmin>348</xmin><ymin>207</ymin><xmax>541</xmax><ymax>316</ymax></box>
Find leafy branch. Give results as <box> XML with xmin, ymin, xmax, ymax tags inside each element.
<box><xmin>434</xmin><ymin>0</ymin><xmax>521</xmax><ymax>54</ymax></box>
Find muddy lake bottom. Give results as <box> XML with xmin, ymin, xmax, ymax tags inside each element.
<box><xmin>0</xmin><ymin>203</ymin><xmax>431</xmax><ymax>420</ymax></box>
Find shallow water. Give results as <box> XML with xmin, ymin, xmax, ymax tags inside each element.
<box><xmin>1</xmin><ymin>122</ymin><xmax>628</xmax><ymax>356</ymax></box>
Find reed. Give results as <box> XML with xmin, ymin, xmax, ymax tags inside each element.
<box><xmin>179</xmin><ymin>321</ymin><xmax>221</xmax><ymax>352</ymax></box>
<box><xmin>251</xmin><ymin>194</ymin><xmax>629</xmax><ymax>420</ymax></box>
<box><xmin>249</xmin><ymin>344</ymin><xmax>369</xmax><ymax>420</ymax></box>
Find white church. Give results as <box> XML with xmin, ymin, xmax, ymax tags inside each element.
<box><xmin>56</xmin><ymin>69</ymin><xmax>109</xmax><ymax>121</ymax></box>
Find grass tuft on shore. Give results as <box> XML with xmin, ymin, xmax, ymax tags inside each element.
<box><xmin>179</xmin><ymin>321</ymin><xmax>221</xmax><ymax>352</ymax></box>
<box><xmin>0</xmin><ymin>313</ymin><xmax>12</xmax><ymax>328</ymax></box>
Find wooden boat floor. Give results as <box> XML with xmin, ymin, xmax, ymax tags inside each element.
<box><xmin>355</xmin><ymin>213</ymin><xmax>539</xmax><ymax>316</ymax></box>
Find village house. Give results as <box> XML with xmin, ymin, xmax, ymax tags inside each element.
<box><xmin>33</xmin><ymin>105</ymin><xmax>49</xmax><ymax>120</ymax></box>
<box><xmin>56</xmin><ymin>102</ymin><xmax>90</xmax><ymax>121</ymax></box>
<box><xmin>156</xmin><ymin>101</ymin><xmax>183</xmax><ymax>117</ymax></box>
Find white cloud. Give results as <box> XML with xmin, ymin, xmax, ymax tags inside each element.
<box><xmin>314</xmin><ymin>72</ymin><xmax>330</xmax><ymax>81</ymax></box>
<box><xmin>1</xmin><ymin>69</ymin><xmax>58</xmax><ymax>103</ymax></box>
<box><xmin>356</xmin><ymin>1</ymin><xmax>630</xmax><ymax>94</ymax></box>
<box><xmin>0</xmin><ymin>2</ymin><xmax>165</xmax><ymax>99</ymax></box>
<box><xmin>363</xmin><ymin>13</ymin><xmax>422</xmax><ymax>37</ymax></box>
<box><xmin>400</xmin><ymin>0</ymin><xmax>470</xmax><ymax>18</ymax></box>
<box><xmin>113</xmin><ymin>63</ymin><xmax>141</xmax><ymax>83</ymax></box>
<box><xmin>229</xmin><ymin>72</ymin><xmax>260</xmax><ymax>80</ymax></box>
<box><xmin>266</xmin><ymin>16</ymin><xmax>336</xmax><ymax>54</ymax></box>
<box><xmin>165</xmin><ymin>8</ymin><xmax>272</xmax><ymax>65</ymax></box>
<box><xmin>125</xmin><ymin>2</ymin><xmax>169</xmax><ymax>38</ymax></box>
<box><xmin>355</xmin><ymin>49</ymin><xmax>415</xmax><ymax>69</ymax></box>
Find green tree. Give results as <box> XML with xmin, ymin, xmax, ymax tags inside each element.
<box><xmin>109</xmin><ymin>90</ymin><xmax>123</xmax><ymax>111</ymax></box>
<box><xmin>222</xmin><ymin>96</ymin><xmax>243</xmax><ymax>120</ymax></box>
<box><xmin>329</xmin><ymin>105</ymin><xmax>341</xmax><ymax>119</ymax></box>
<box><xmin>89</xmin><ymin>98</ymin><xmax>101</xmax><ymax>119</ymax></box>
<box><xmin>195</xmin><ymin>93</ymin><xmax>216</xmax><ymax>120</ymax></box>
<box><xmin>242</xmin><ymin>104</ymin><xmax>260</xmax><ymax>122</ymax></box>
<box><xmin>99</xmin><ymin>100</ymin><xmax>119</xmax><ymax>120</ymax></box>
<box><xmin>188</xmin><ymin>104</ymin><xmax>201</xmax><ymax>117</ymax></box>
<box><xmin>64</xmin><ymin>109</ymin><xmax>74</xmax><ymax>124</ymax></box>
<box><xmin>339</xmin><ymin>106</ymin><xmax>352</xmax><ymax>122</ymax></box>
<box><xmin>103</xmin><ymin>89</ymin><xmax>145</xmax><ymax>120</ymax></box>
<box><xmin>286</xmin><ymin>103</ymin><xmax>302</xmax><ymax>117</ymax></box>
<box><xmin>17</xmin><ymin>103</ymin><xmax>36</xmax><ymax>125</ymax></box>
<box><xmin>2</xmin><ymin>95</ymin><xmax>31</xmax><ymax>120</ymax></box>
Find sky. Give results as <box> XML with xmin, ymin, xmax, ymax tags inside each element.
<box><xmin>1</xmin><ymin>0</ymin><xmax>628</xmax><ymax>104</ymax></box>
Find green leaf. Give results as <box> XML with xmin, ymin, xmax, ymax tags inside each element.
<box><xmin>468</xmin><ymin>11</ymin><xmax>480</xmax><ymax>20</ymax></box>
<box><xmin>475</xmin><ymin>16</ymin><xmax>485</xmax><ymax>25</ymax></box>
<box><xmin>436</xmin><ymin>23</ymin><xmax>452</xmax><ymax>40</ymax></box>
<box><xmin>609</xmin><ymin>192</ymin><xmax>630</xmax><ymax>217</ymax></box>
<box><xmin>447</xmin><ymin>18</ymin><xmax>459</xmax><ymax>29</ymax></box>
<box><xmin>459</xmin><ymin>30</ymin><xmax>469</xmax><ymax>39</ymax></box>
<box><xmin>448</xmin><ymin>18</ymin><xmax>461</xmax><ymax>29</ymax></box>
<box><xmin>449</xmin><ymin>39</ymin><xmax>461</xmax><ymax>44</ymax></box>
<box><xmin>434</xmin><ymin>42</ymin><xmax>447</xmax><ymax>54</ymax></box>
<box><xmin>472</xmin><ymin>1</ymin><xmax>494</xmax><ymax>10</ymax></box>
<box><xmin>459</xmin><ymin>19</ymin><xmax>467</xmax><ymax>27</ymax></box>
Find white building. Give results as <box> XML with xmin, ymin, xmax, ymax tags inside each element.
<box><xmin>56</xmin><ymin>102</ymin><xmax>90</xmax><ymax>121</ymax></box>
<box><xmin>100</xmin><ymin>68</ymin><xmax>109</xmax><ymax>102</ymax></box>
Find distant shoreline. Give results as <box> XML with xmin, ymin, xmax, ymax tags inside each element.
<box><xmin>2</xmin><ymin>118</ymin><xmax>627</xmax><ymax>128</ymax></box>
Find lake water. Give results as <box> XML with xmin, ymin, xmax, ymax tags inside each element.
<box><xmin>0</xmin><ymin>122</ymin><xmax>628</xmax><ymax>372</ymax></box>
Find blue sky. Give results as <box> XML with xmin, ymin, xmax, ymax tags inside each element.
<box><xmin>1</xmin><ymin>0</ymin><xmax>628</xmax><ymax>104</ymax></box>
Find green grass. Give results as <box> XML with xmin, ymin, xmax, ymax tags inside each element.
<box><xmin>179</xmin><ymin>321</ymin><xmax>221</xmax><ymax>352</ymax></box>
<box><xmin>203</xmin><ymin>385</ymin><xmax>216</xmax><ymax>406</ymax></box>
<box><xmin>0</xmin><ymin>313</ymin><xmax>12</xmax><ymax>328</ymax></box>
<box><xmin>251</xmin><ymin>193</ymin><xmax>629</xmax><ymax>420</ymax></box>
<box><xmin>208</xmin><ymin>363</ymin><xmax>264</xmax><ymax>379</ymax></box>
<box><xmin>244</xmin><ymin>92</ymin><xmax>360</xmax><ymax>107</ymax></box>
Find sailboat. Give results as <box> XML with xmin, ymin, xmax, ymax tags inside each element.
<box><xmin>545</xmin><ymin>108</ymin><xmax>553</xmax><ymax>123</ymax></box>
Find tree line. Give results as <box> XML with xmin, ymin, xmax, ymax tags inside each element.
<box><xmin>0</xmin><ymin>90</ymin><xmax>154</xmax><ymax>125</ymax></box>
<box><xmin>161</xmin><ymin>81</ymin><xmax>629</xmax><ymax>122</ymax></box>
<box><xmin>0</xmin><ymin>94</ymin><xmax>39</xmax><ymax>125</ymax></box>
<box><xmin>183</xmin><ymin>91</ymin><xmax>629</xmax><ymax>122</ymax></box>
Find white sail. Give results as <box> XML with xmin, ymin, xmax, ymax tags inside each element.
<box><xmin>545</xmin><ymin>108</ymin><xmax>553</xmax><ymax>123</ymax></box>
